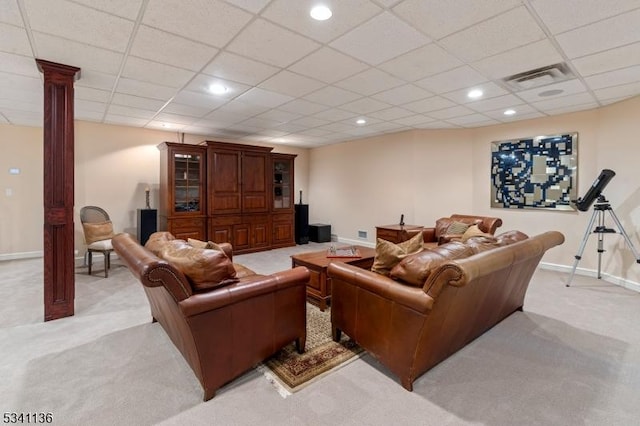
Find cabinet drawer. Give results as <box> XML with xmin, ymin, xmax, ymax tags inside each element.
<box><xmin>169</xmin><ymin>217</ymin><xmax>205</xmax><ymax>230</ymax></box>
<box><xmin>376</xmin><ymin>229</ymin><xmax>399</xmax><ymax>242</ymax></box>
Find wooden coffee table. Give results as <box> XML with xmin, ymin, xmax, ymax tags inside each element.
<box><xmin>291</xmin><ymin>245</ymin><xmax>376</xmax><ymax>311</ymax></box>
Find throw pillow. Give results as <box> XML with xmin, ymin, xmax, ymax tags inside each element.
<box><xmin>461</xmin><ymin>224</ymin><xmax>494</xmax><ymax>242</ymax></box>
<box><xmin>187</xmin><ymin>238</ymin><xmax>224</xmax><ymax>251</ymax></box>
<box><xmin>390</xmin><ymin>241</ymin><xmax>474</xmax><ymax>287</ymax></box>
<box><xmin>371</xmin><ymin>232</ymin><xmax>424</xmax><ymax>276</ymax></box>
<box><xmin>495</xmin><ymin>230</ymin><xmax>528</xmax><ymax>245</ymax></box>
<box><xmin>145</xmin><ymin>231</ymin><xmax>176</xmax><ymax>256</ymax></box>
<box><xmin>446</xmin><ymin>221</ymin><xmax>471</xmax><ymax>235</ymax></box>
<box><xmin>82</xmin><ymin>221</ymin><xmax>115</xmax><ymax>244</ymax></box>
<box><xmin>435</xmin><ymin>218</ymin><xmax>453</xmax><ymax>239</ymax></box>
<box><xmin>160</xmin><ymin>240</ymin><xmax>238</xmax><ymax>292</ymax></box>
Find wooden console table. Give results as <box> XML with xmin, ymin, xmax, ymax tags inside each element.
<box><xmin>376</xmin><ymin>224</ymin><xmax>423</xmax><ymax>244</ymax></box>
<box><xmin>291</xmin><ymin>245</ymin><xmax>376</xmax><ymax>311</ymax></box>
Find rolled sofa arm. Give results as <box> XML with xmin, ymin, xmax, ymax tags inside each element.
<box><xmin>179</xmin><ymin>266</ymin><xmax>310</xmax><ymax>317</ymax></box>
<box><xmin>327</xmin><ymin>262</ymin><xmax>434</xmax><ymax>314</ymax></box>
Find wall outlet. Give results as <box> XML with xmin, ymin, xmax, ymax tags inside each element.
<box><xmin>358</xmin><ymin>230</ymin><xmax>367</xmax><ymax>239</ymax></box>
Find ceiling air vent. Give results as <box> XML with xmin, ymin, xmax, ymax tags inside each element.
<box><xmin>502</xmin><ymin>63</ymin><xmax>574</xmax><ymax>91</ymax></box>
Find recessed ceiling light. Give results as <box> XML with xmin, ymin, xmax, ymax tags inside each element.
<box><xmin>467</xmin><ymin>89</ymin><xmax>483</xmax><ymax>99</ymax></box>
<box><xmin>208</xmin><ymin>83</ymin><xmax>228</xmax><ymax>95</ymax></box>
<box><xmin>310</xmin><ymin>5</ymin><xmax>332</xmax><ymax>21</ymax></box>
<box><xmin>356</xmin><ymin>118</ymin><xmax>367</xmax><ymax>125</ymax></box>
<box><xmin>503</xmin><ymin>109</ymin><xmax>516</xmax><ymax>116</ymax></box>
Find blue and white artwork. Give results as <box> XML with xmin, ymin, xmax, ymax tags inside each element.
<box><xmin>491</xmin><ymin>133</ymin><xmax>578</xmax><ymax>210</ymax></box>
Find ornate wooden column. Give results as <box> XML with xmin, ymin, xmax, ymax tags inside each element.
<box><xmin>37</xmin><ymin>59</ymin><xmax>81</xmax><ymax>321</ymax></box>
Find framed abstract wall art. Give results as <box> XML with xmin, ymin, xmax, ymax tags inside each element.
<box><xmin>490</xmin><ymin>132</ymin><xmax>578</xmax><ymax>211</ymax></box>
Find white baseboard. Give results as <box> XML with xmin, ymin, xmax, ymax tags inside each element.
<box><xmin>0</xmin><ymin>251</ymin><xmax>44</xmax><ymax>261</ymax></box>
<box><xmin>539</xmin><ymin>262</ymin><xmax>640</xmax><ymax>293</ymax></box>
<box><xmin>335</xmin><ymin>236</ymin><xmax>375</xmax><ymax>248</ymax></box>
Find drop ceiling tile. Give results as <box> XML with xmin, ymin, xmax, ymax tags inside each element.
<box><xmin>441</xmin><ymin>82</ymin><xmax>509</xmax><ymax>104</ymax></box>
<box><xmin>290</xmin><ymin>116</ymin><xmax>331</xmax><ymax>128</ymax></box>
<box><xmin>104</xmin><ymin>115</ymin><xmax>149</xmax><ymax>127</ymax></box>
<box><xmin>446</xmin><ymin>113</ymin><xmax>496</xmax><ymax>126</ymax></box>
<box><xmin>0</xmin><ymin>23</ymin><xmax>33</xmax><ymax>55</ymax></box>
<box><xmin>0</xmin><ymin>51</ymin><xmax>39</xmax><ymax>77</ymax></box>
<box><xmin>584</xmin><ymin>65</ymin><xmax>640</xmax><ymax>90</ymax></box>
<box><xmin>572</xmin><ymin>42</ymin><xmax>640</xmax><ymax>77</ymax></box>
<box><xmin>75</xmin><ymin>99</ymin><xmax>107</xmax><ymax>114</ymax></box>
<box><xmin>393</xmin><ymin>114</ymin><xmax>436</xmax><ymax>126</ymax></box>
<box><xmin>466</xmin><ymin>94</ymin><xmax>525</xmax><ymax>113</ymax></box>
<box><xmin>0</xmin><ymin>0</ymin><xmax>23</xmax><ymax>26</ymax></box>
<box><xmin>155</xmin><ymin>112</ymin><xmax>197</xmax><ymax>125</ymax></box>
<box><xmin>393</xmin><ymin>0</ymin><xmax>521</xmax><ymax>39</ymax></box>
<box><xmin>415</xmin><ymin>66</ymin><xmax>488</xmax><ymax>94</ymax></box>
<box><xmin>373</xmin><ymin>0</ymin><xmax>402</xmax><ymax>7</ymax></box>
<box><xmin>75</xmin><ymin>110</ymin><xmax>104</xmax><ymax>122</ymax></box>
<box><xmin>0</xmin><ymin>95</ymin><xmax>41</xmax><ymax>112</ymax></box>
<box><xmin>540</xmin><ymin>102</ymin><xmax>599</xmax><ymax>116</ymax></box>
<box><xmin>146</xmin><ymin>120</ymin><xmax>187</xmax><ymax>131</ymax></box>
<box><xmin>312</xmin><ymin>108</ymin><xmax>359</xmax><ymax>122</ymax></box>
<box><xmin>594</xmin><ymin>81</ymin><xmax>640</xmax><ymax>101</ymax></box>
<box><xmin>303</xmin><ymin>86</ymin><xmax>361</xmax><ymax>107</ymax></box>
<box><xmin>182</xmin><ymin>125</ymin><xmax>215</xmax><ymax>135</ymax></box>
<box><xmin>415</xmin><ymin>120</ymin><xmax>459</xmax><ymax>129</ymax></box>
<box><xmin>239</xmin><ymin>116</ymin><xmax>282</xmax><ymax>129</ymax></box>
<box><xmin>272</xmin><ymin>122</ymin><xmax>307</xmax><ymax>133</ymax></box>
<box><xmin>530</xmin><ymin>92</ymin><xmax>598</xmax><ymax>112</ymax></box>
<box><xmin>403</xmin><ymin>96</ymin><xmax>457</xmax><ymax>114</ymax></box>
<box><xmin>2</xmin><ymin>109</ymin><xmax>42</xmax><ymax>126</ymax></box>
<box><xmin>317</xmin><ymin>121</ymin><xmax>356</xmax><ymax>133</ymax></box>
<box><xmin>289</xmin><ymin>47</ymin><xmax>368</xmax><ymax>84</ymax></box>
<box><xmin>107</xmin><ymin>105</ymin><xmax>157</xmax><ymax>119</ymax></box>
<box><xmin>172</xmin><ymin>90</ymin><xmax>228</xmax><ymax>110</ymax></box>
<box><xmin>227</xmin><ymin>18</ymin><xmax>320</xmax><ymax>67</ymax></box>
<box><xmin>130</xmin><ymin>26</ymin><xmax>218</xmax><ymax>71</ymax></box>
<box><xmin>0</xmin><ymin>114</ymin><xmax>9</xmax><ymax>124</ymax></box>
<box><xmin>334</xmin><ymin>68</ymin><xmax>404</xmax><ymax>97</ymax></box>
<box><xmin>212</xmin><ymin>99</ymin><xmax>271</xmax><ymax>118</ymax></box>
<box><xmin>75</xmin><ymin>87</ymin><xmax>111</xmax><ymax>103</ymax></box>
<box><xmin>123</xmin><ymin>56</ymin><xmax>195</xmax><ymax>88</ymax></box>
<box><xmin>23</xmin><ymin>0</ymin><xmax>134</xmax><ymax>52</ymax></box>
<box><xmin>142</xmin><ymin>0</ymin><xmax>252</xmax><ymax>48</ymax></box>
<box><xmin>261</xmin><ymin>0</ymin><xmax>381</xmax><ymax>44</ymax></box>
<box><xmin>330</xmin><ymin>12</ymin><xmax>430</xmax><ymax>65</ymax></box>
<box><xmin>368</xmin><ymin>107</ymin><xmax>415</xmax><ymax>121</ymax></box>
<box><xmin>378</xmin><ymin>43</ymin><xmax>463</xmax><ymax>82</ymax></box>
<box><xmin>195</xmin><ymin>117</ymin><xmax>241</xmax><ymax>128</ymax></box>
<box><xmin>223</xmin><ymin>0</ymin><xmax>271</xmax><ymax>13</ymax></box>
<box><xmin>202</xmin><ymin>51</ymin><xmax>280</xmax><ymax>86</ymax></box>
<box><xmin>259</xmin><ymin>70</ymin><xmax>325</xmax><ymax>97</ymax></box>
<box><xmin>111</xmin><ymin>93</ymin><xmax>166</xmax><ymax>110</ymax></box>
<box><xmin>428</xmin><ymin>105</ymin><xmax>477</xmax><ymax>120</ymax></box>
<box><xmin>162</xmin><ymin>102</ymin><xmax>211</xmax><ymax>117</ymax></box>
<box><xmin>339</xmin><ymin>97</ymin><xmax>391</xmax><ymax>114</ymax></box>
<box><xmin>71</xmin><ymin>0</ymin><xmax>144</xmax><ymax>19</ymax></box>
<box><xmin>278</xmin><ymin>99</ymin><xmax>328</xmax><ymax>115</ymax></box>
<box><xmin>297</xmin><ymin>128</ymin><xmax>336</xmax><ymax>137</ymax></box>
<box><xmin>185</xmin><ymin>73</ymin><xmax>252</xmax><ymax>99</ymax></box>
<box><xmin>235</xmin><ymin>87</ymin><xmax>294</xmax><ymax>108</ymax></box>
<box><xmin>0</xmin><ymin>72</ymin><xmax>41</xmax><ymax>92</ymax></box>
<box><xmin>556</xmin><ymin>9</ymin><xmax>640</xmax><ymax>58</ymax></box>
<box><xmin>472</xmin><ymin>39</ymin><xmax>564</xmax><ymax>80</ymax></box>
<box><xmin>75</xmin><ymin>70</ymin><xmax>118</xmax><ymax>92</ymax></box>
<box><xmin>115</xmin><ymin>77</ymin><xmax>176</xmax><ymax>100</ymax></box>
<box><xmin>440</xmin><ymin>7</ymin><xmax>546</xmax><ymax>63</ymax></box>
<box><xmin>515</xmin><ymin>79</ymin><xmax>588</xmax><ymax>102</ymax></box>
<box><xmin>530</xmin><ymin>0</ymin><xmax>640</xmax><ymax>35</ymax></box>
<box><xmin>371</xmin><ymin>84</ymin><xmax>432</xmax><ymax>105</ymax></box>
<box><xmin>256</xmin><ymin>109</ymin><xmax>302</xmax><ymax>124</ymax></box>
<box><xmin>33</xmin><ymin>32</ymin><xmax>123</xmax><ymax>74</ymax></box>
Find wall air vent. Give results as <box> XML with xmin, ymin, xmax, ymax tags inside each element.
<box><xmin>502</xmin><ymin>63</ymin><xmax>574</xmax><ymax>92</ymax></box>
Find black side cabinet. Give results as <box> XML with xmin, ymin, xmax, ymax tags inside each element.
<box><xmin>294</xmin><ymin>204</ymin><xmax>309</xmax><ymax>244</ymax></box>
<box><xmin>137</xmin><ymin>208</ymin><xmax>157</xmax><ymax>245</ymax></box>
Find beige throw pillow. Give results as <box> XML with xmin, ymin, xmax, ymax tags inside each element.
<box><xmin>461</xmin><ymin>224</ymin><xmax>494</xmax><ymax>242</ymax></box>
<box><xmin>82</xmin><ymin>221</ymin><xmax>115</xmax><ymax>244</ymax></box>
<box><xmin>371</xmin><ymin>232</ymin><xmax>423</xmax><ymax>276</ymax></box>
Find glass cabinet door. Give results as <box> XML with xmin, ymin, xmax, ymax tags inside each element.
<box><xmin>273</xmin><ymin>158</ymin><xmax>292</xmax><ymax>209</ymax></box>
<box><xmin>173</xmin><ymin>152</ymin><xmax>202</xmax><ymax>213</ymax></box>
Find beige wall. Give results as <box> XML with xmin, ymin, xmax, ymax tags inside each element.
<box><xmin>309</xmin><ymin>96</ymin><xmax>640</xmax><ymax>286</ymax></box>
<box><xmin>0</xmin><ymin>121</ymin><xmax>309</xmax><ymax>258</ymax></box>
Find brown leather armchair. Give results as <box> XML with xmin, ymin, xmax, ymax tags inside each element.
<box><xmin>113</xmin><ymin>233</ymin><xmax>309</xmax><ymax>401</ymax></box>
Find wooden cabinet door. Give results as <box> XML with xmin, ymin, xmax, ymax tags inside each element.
<box><xmin>242</xmin><ymin>151</ymin><xmax>269</xmax><ymax>213</ymax></box>
<box><xmin>251</xmin><ymin>220</ymin><xmax>270</xmax><ymax>249</ymax></box>
<box><xmin>232</xmin><ymin>223</ymin><xmax>251</xmax><ymax>251</ymax></box>
<box><xmin>209</xmin><ymin>149</ymin><xmax>241</xmax><ymax>215</ymax></box>
<box><xmin>272</xmin><ymin>213</ymin><xmax>294</xmax><ymax>247</ymax></box>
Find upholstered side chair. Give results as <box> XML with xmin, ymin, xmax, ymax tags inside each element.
<box><xmin>80</xmin><ymin>206</ymin><xmax>115</xmax><ymax>278</ymax></box>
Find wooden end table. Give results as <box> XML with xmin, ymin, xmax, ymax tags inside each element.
<box><xmin>291</xmin><ymin>245</ymin><xmax>376</xmax><ymax>311</ymax></box>
<box><xmin>375</xmin><ymin>224</ymin><xmax>423</xmax><ymax>244</ymax></box>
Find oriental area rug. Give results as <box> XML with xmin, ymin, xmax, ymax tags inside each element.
<box><xmin>258</xmin><ymin>303</ymin><xmax>363</xmax><ymax>397</ymax></box>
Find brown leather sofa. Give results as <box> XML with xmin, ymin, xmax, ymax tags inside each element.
<box><xmin>112</xmin><ymin>232</ymin><xmax>309</xmax><ymax>401</ymax></box>
<box><xmin>327</xmin><ymin>230</ymin><xmax>564</xmax><ymax>391</ymax></box>
<box><xmin>405</xmin><ymin>213</ymin><xmax>504</xmax><ymax>248</ymax></box>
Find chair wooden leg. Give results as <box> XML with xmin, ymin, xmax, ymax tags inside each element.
<box><xmin>87</xmin><ymin>251</ymin><xmax>93</xmax><ymax>276</ymax></box>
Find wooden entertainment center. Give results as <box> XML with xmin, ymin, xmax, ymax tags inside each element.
<box><xmin>158</xmin><ymin>141</ymin><xmax>297</xmax><ymax>253</ymax></box>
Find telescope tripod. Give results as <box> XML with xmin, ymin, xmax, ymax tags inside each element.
<box><xmin>566</xmin><ymin>196</ymin><xmax>640</xmax><ymax>286</ymax></box>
